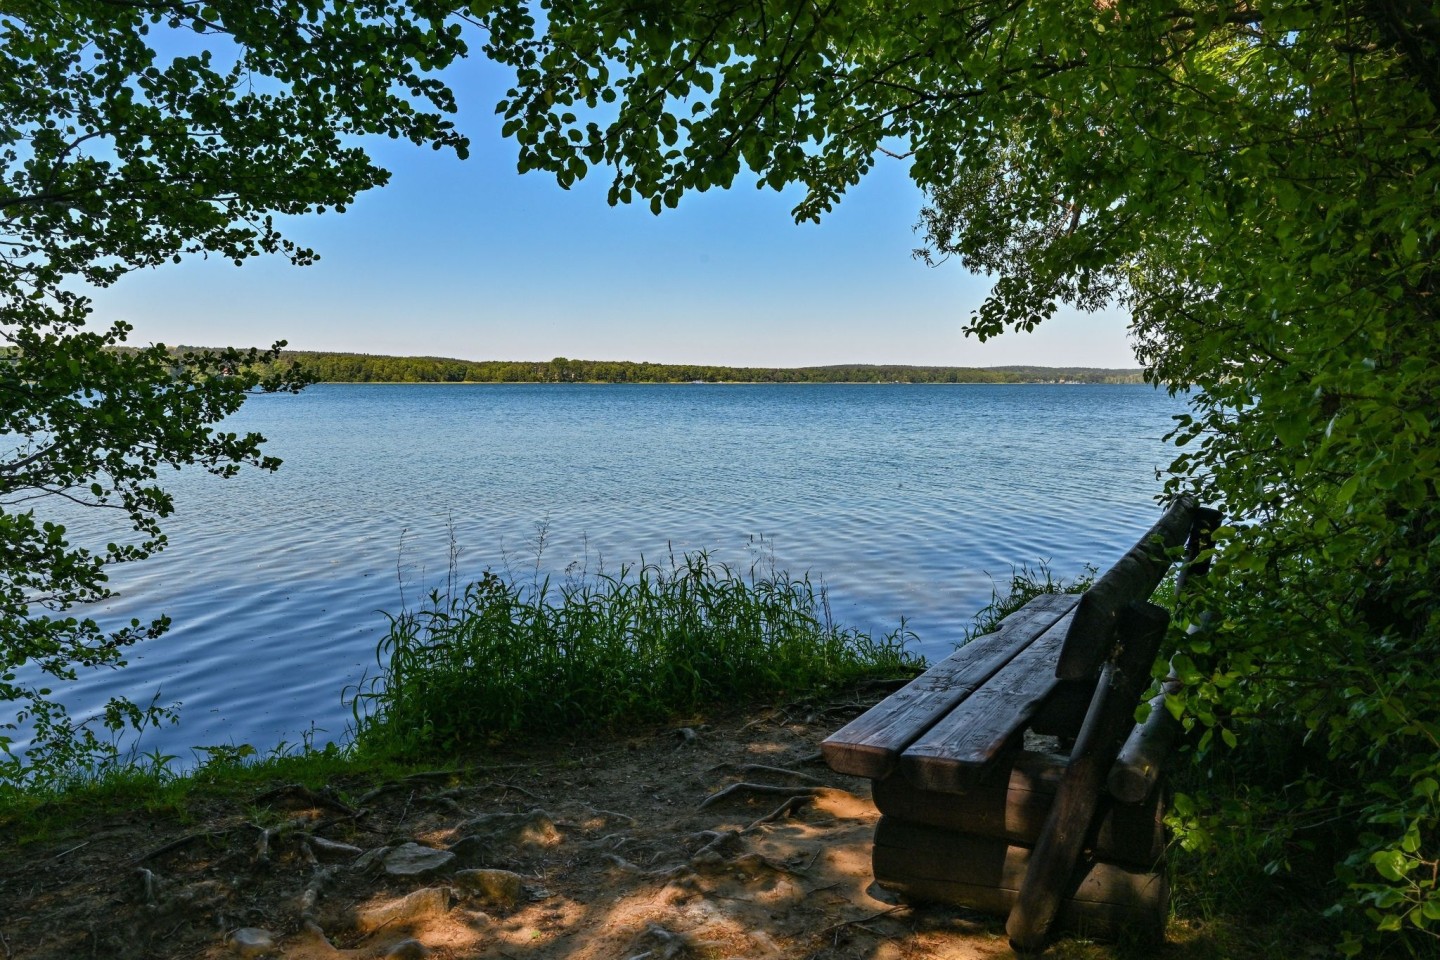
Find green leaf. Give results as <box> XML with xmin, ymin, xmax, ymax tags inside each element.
<box><xmin>1371</xmin><ymin>850</ymin><xmax>1410</xmax><ymax>882</ymax></box>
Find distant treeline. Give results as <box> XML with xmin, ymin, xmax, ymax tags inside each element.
<box><xmin>242</xmin><ymin>351</ymin><xmax>1144</xmax><ymax>384</ymax></box>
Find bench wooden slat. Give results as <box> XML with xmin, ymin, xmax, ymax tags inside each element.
<box><xmin>1008</xmin><ymin>601</ymin><xmax>1171</xmax><ymax>951</ymax></box>
<box><xmin>873</xmin><ymin>819</ymin><xmax>1167</xmax><ymax>944</ymax></box>
<box><xmin>872</xmin><ymin>750</ymin><xmax>1166</xmax><ymax>868</ymax></box>
<box><xmin>898</xmin><ymin>605</ymin><xmax>1078</xmax><ymax>792</ymax></box>
<box><xmin>820</xmin><ymin>593</ymin><xmax>1078</xmax><ymax>780</ymax></box>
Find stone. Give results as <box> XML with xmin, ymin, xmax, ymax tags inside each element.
<box><xmin>383</xmin><ymin>939</ymin><xmax>431</xmax><ymax>959</ymax></box>
<box><xmin>355</xmin><ymin>886</ymin><xmax>451</xmax><ymax>934</ymax></box>
<box><xmin>381</xmin><ymin>842</ymin><xmax>456</xmax><ymax>879</ymax></box>
<box><xmin>228</xmin><ymin>927</ymin><xmax>275</xmax><ymax>958</ymax></box>
<box><xmin>452</xmin><ymin>868</ymin><xmax>525</xmax><ymax>907</ymax></box>
<box><xmin>445</xmin><ymin>835</ymin><xmax>489</xmax><ymax>868</ymax></box>
<box><xmin>456</xmin><ymin>809</ymin><xmax>561</xmax><ymax>849</ymax></box>
<box><xmin>288</xmin><ymin>923</ymin><xmax>343</xmax><ymax>959</ymax></box>
<box><xmin>458</xmin><ymin>908</ymin><xmax>494</xmax><ymax>930</ymax></box>
<box><xmin>353</xmin><ymin>845</ymin><xmax>392</xmax><ymax>872</ymax></box>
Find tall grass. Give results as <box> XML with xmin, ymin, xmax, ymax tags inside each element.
<box><xmin>349</xmin><ymin>551</ymin><xmax>922</xmax><ymax>754</ymax></box>
<box><xmin>961</xmin><ymin>561</ymin><xmax>1097</xmax><ymax>644</ymax></box>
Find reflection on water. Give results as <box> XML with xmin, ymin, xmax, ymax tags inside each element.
<box><xmin>29</xmin><ymin>382</ymin><xmax>1188</xmax><ymax>755</ymax></box>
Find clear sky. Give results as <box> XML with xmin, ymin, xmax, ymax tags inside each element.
<box><xmin>88</xmin><ymin>55</ymin><xmax>1139</xmax><ymax>370</ymax></box>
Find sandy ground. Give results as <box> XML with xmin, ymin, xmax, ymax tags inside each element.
<box><xmin>1</xmin><ymin>691</ymin><xmax>1240</xmax><ymax>960</ymax></box>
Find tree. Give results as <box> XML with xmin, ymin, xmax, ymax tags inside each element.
<box><xmin>1</xmin><ymin>1</ymin><xmax>468</xmax><ymax>779</ymax></box>
<box><xmin>466</xmin><ymin>0</ymin><xmax>1439</xmax><ymax>946</ymax></box>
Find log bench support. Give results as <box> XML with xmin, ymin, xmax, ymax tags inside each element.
<box><xmin>821</xmin><ymin>498</ymin><xmax>1220</xmax><ymax>952</ymax></box>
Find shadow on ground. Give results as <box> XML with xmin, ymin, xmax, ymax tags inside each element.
<box><xmin>0</xmin><ymin>692</ymin><xmax>1305</xmax><ymax>960</ymax></box>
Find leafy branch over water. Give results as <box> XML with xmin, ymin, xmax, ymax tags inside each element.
<box><xmin>349</xmin><ymin>552</ymin><xmax>923</xmax><ymax>755</ymax></box>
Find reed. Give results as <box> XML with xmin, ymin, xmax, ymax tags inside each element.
<box><xmin>349</xmin><ymin>552</ymin><xmax>922</xmax><ymax>754</ymax></box>
<box><xmin>961</xmin><ymin>561</ymin><xmax>1097</xmax><ymax>644</ymax></box>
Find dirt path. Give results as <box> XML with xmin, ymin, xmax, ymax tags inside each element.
<box><xmin>2</xmin><ymin>692</ymin><xmax>1237</xmax><ymax>960</ymax></box>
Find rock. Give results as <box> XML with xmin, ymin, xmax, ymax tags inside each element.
<box><xmin>690</xmin><ymin>849</ymin><xmax>724</xmax><ymax>869</ymax></box>
<box><xmin>381</xmin><ymin>842</ymin><xmax>455</xmax><ymax>879</ymax></box>
<box><xmin>458</xmin><ymin>908</ymin><xmax>493</xmax><ymax>930</ymax></box>
<box><xmin>353</xmin><ymin>845</ymin><xmax>392</xmax><ymax>872</ymax></box>
<box><xmin>456</xmin><ymin>809</ymin><xmax>561</xmax><ymax>849</ymax></box>
<box><xmin>445</xmin><ymin>835</ymin><xmax>489</xmax><ymax>868</ymax></box>
<box><xmin>228</xmin><ymin>927</ymin><xmax>276</xmax><ymax>958</ymax></box>
<box><xmin>355</xmin><ymin>886</ymin><xmax>451</xmax><ymax>934</ymax></box>
<box><xmin>383</xmin><ymin>939</ymin><xmax>431</xmax><ymax>959</ymax></box>
<box><xmin>289</xmin><ymin>922</ymin><xmax>343</xmax><ymax>958</ymax></box>
<box><xmin>452</xmin><ymin>868</ymin><xmax>524</xmax><ymax>907</ymax></box>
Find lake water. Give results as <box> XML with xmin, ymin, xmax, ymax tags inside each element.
<box><xmin>28</xmin><ymin>382</ymin><xmax>1188</xmax><ymax>759</ymax></box>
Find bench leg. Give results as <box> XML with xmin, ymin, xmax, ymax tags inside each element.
<box><xmin>1006</xmin><ymin>602</ymin><xmax>1170</xmax><ymax>952</ymax></box>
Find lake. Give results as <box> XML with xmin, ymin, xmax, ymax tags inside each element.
<box><xmin>31</xmin><ymin>382</ymin><xmax>1189</xmax><ymax>759</ymax></box>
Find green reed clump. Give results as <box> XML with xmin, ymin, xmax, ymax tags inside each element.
<box><xmin>350</xmin><ymin>552</ymin><xmax>922</xmax><ymax>754</ymax></box>
<box><xmin>961</xmin><ymin>561</ymin><xmax>1097</xmax><ymax>645</ymax></box>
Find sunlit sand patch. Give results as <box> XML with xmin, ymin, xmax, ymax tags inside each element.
<box><xmin>12</xmin><ymin>692</ymin><xmax>1036</xmax><ymax>960</ymax></box>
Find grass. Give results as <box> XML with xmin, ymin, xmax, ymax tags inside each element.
<box><xmin>962</xmin><ymin>560</ymin><xmax>1097</xmax><ymax>643</ymax></box>
<box><xmin>3</xmin><ymin>549</ymin><xmax>921</xmax><ymax>828</ymax></box>
<box><xmin>349</xmin><ymin>550</ymin><xmax>923</xmax><ymax>756</ymax></box>
<box><xmin>0</xmin><ymin>734</ymin><xmax>422</xmax><ymax>844</ymax></box>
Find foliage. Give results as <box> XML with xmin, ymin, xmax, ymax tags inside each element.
<box><xmin>349</xmin><ymin>552</ymin><xmax>922</xmax><ymax>755</ymax></box>
<box><xmin>1</xmin><ymin>2</ymin><xmax>467</xmax><ymax>780</ymax></box>
<box><xmin>248</xmin><ymin>350</ymin><xmax>1142</xmax><ymax>384</ymax></box>
<box><xmin>0</xmin><ymin>722</ymin><xmax>379</xmax><ymax>844</ymax></box>
<box><xmin>468</xmin><ymin>0</ymin><xmax>1440</xmax><ymax>946</ymax></box>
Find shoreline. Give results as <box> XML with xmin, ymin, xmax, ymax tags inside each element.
<box><xmin>297</xmin><ymin>379</ymin><xmax>1151</xmax><ymax>386</ymax></box>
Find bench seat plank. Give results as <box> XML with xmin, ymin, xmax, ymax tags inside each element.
<box><xmin>821</xmin><ymin>594</ymin><xmax>1078</xmax><ymax>780</ymax></box>
<box><xmin>900</xmin><ymin>604</ymin><xmax>1078</xmax><ymax>792</ymax></box>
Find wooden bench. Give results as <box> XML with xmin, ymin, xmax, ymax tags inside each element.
<box><xmin>821</xmin><ymin>498</ymin><xmax>1220</xmax><ymax>952</ymax></box>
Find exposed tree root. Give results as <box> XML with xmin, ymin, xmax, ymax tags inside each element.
<box><xmin>706</xmin><ymin>762</ymin><xmax>823</xmax><ymax>784</ymax></box>
<box><xmin>745</xmin><ymin>794</ymin><xmax>814</xmax><ymax>829</ymax></box>
<box><xmin>352</xmin><ymin>769</ymin><xmax>466</xmax><ymax>806</ymax></box>
<box><xmin>689</xmin><ymin>829</ymin><xmax>741</xmax><ymax>859</ymax></box>
<box><xmin>697</xmin><ymin>782</ymin><xmax>821</xmax><ymax>810</ymax></box>
<box><xmin>132</xmin><ymin>827</ymin><xmax>237</xmax><ymax>865</ymax></box>
<box><xmin>306</xmin><ymin>836</ymin><xmax>363</xmax><ymax>859</ymax></box>
<box><xmin>252</xmin><ymin>783</ymin><xmax>358</xmax><ymax>818</ymax></box>
<box><xmin>580</xmin><ymin>805</ymin><xmax>636</xmax><ymax>824</ymax></box>
<box><xmin>817</xmin><ymin>905</ymin><xmax>910</xmax><ymax>936</ymax></box>
<box><xmin>135</xmin><ymin>868</ymin><xmax>156</xmax><ymax>905</ymax></box>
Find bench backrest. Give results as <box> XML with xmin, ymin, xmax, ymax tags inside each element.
<box><xmin>1055</xmin><ymin>496</ymin><xmax>1197</xmax><ymax>680</ymax></box>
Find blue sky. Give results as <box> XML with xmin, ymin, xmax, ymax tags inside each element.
<box><xmin>88</xmin><ymin>55</ymin><xmax>1138</xmax><ymax>369</ymax></box>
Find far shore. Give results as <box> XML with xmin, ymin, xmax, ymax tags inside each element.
<box><xmin>302</xmin><ymin>378</ymin><xmax>1148</xmax><ymax>385</ymax></box>
<box><xmin>188</xmin><ymin>346</ymin><xmax>1146</xmax><ymax>387</ymax></box>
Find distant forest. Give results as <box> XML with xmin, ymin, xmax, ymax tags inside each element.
<box><xmin>249</xmin><ymin>351</ymin><xmax>1145</xmax><ymax>384</ymax></box>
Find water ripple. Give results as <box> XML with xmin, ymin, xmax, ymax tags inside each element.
<box><xmin>23</xmin><ymin>382</ymin><xmax>1188</xmax><ymax>757</ymax></box>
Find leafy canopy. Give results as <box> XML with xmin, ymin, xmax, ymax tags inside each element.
<box><xmin>467</xmin><ymin>0</ymin><xmax>1440</xmax><ymax>946</ymax></box>
<box><xmin>5</xmin><ymin>0</ymin><xmax>1440</xmax><ymax>945</ymax></box>
<box><xmin>1</xmin><ymin>1</ymin><xmax>467</xmax><ymax>779</ymax></box>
